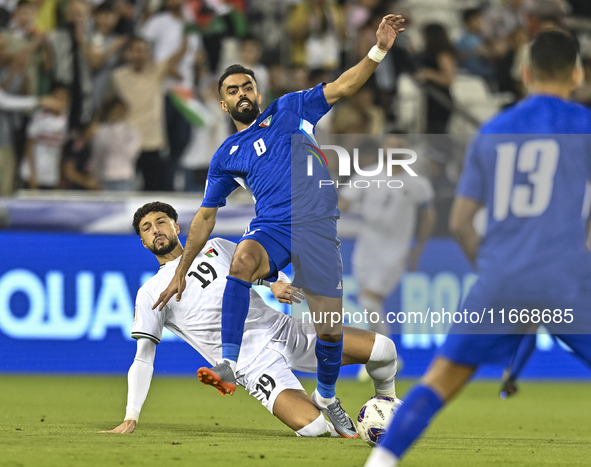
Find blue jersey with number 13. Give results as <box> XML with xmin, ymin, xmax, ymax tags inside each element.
<box><xmin>457</xmin><ymin>95</ymin><xmax>591</xmax><ymax>301</ymax></box>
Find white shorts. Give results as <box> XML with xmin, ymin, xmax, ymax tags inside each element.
<box><xmin>236</xmin><ymin>317</ymin><xmax>318</xmax><ymax>414</ymax></box>
<box><xmin>353</xmin><ymin>242</ymin><xmax>406</xmax><ymax>296</ymax></box>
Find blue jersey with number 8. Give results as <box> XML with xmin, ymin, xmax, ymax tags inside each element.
<box><xmin>201</xmin><ymin>83</ymin><xmax>338</xmax><ymax>224</ymax></box>
<box><xmin>457</xmin><ymin>95</ymin><xmax>591</xmax><ymax>300</ymax></box>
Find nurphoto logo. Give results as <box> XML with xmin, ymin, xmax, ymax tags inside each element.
<box><xmin>306</xmin><ymin>144</ymin><xmax>418</xmax><ymax>189</ymax></box>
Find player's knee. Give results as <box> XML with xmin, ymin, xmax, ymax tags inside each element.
<box><xmin>229</xmin><ymin>253</ymin><xmax>258</xmax><ymax>281</ymax></box>
<box><xmin>295</xmin><ymin>413</ymin><xmax>331</xmax><ymax>438</ymax></box>
<box><xmin>317</xmin><ymin>333</ymin><xmax>342</xmax><ymax>344</ymax></box>
<box><xmin>370</xmin><ymin>333</ymin><xmax>397</xmax><ymax>364</ymax></box>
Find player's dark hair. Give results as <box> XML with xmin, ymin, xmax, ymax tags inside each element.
<box><xmin>462</xmin><ymin>8</ymin><xmax>481</xmax><ymax>25</ymax></box>
<box><xmin>218</xmin><ymin>64</ymin><xmax>257</xmax><ymax>94</ymax></box>
<box><xmin>132</xmin><ymin>202</ymin><xmax>178</xmax><ymax>235</ymax></box>
<box><xmin>530</xmin><ymin>30</ymin><xmax>579</xmax><ymax>82</ymax></box>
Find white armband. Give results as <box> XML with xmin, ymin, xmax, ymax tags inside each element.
<box><xmin>368</xmin><ymin>45</ymin><xmax>387</xmax><ymax>63</ymax></box>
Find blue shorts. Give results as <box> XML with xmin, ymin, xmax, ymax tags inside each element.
<box><xmin>438</xmin><ymin>286</ymin><xmax>591</xmax><ymax>367</ymax></box>
<box><xmin>239</xmin><ymin>217</ymin><xmax>343</xmax><ymax>298</ymax></box>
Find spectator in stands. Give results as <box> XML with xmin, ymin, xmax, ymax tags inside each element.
<box><xmin>0</xmin><ymin>31</ymin><xmax>29</xmax><ymax>195</ymax></box>
<box><xmin>142</xmin><ymin>0</ymin><xmax>201</xmax><ymax>191</ymax></box>
<box><xmin>426</xmin><ymin>149</ymin><xmax>455</xmax><ymax>237</ymax></box>
<box><xmin>456</xmin><ymin>8</ymin><xmax>497</xmax><ymax>89</ymax></box>
<box><xmin>415</xmin><ymin>23</ymin><xmax>457</xmax><ymax>134</ymax></box>
<box><xmin>3</xmin><ymin>1</ymin><xmax>52</xmax><ymax>171</ymax></box>
<box><xmin>185</xmin><ymin>0</ymin><xmax>247</xmax><ymax>72</ymax></box>
<box><xmin>287</xmin><ymin>0</ymin><xmax>345</xmax><ymax>70</ymax></box>
<box><xmin>90</xmin><ymin>97</ymin><xmax>141</xmax><ymax>191</ymax></box>
<box><xmin>89</xmin><ymin>2</ymin><xmax>127</xmax><ymax>113</ymax></box>
<box><xmin>264</xmin><ymin>63</ymin><xmax>287</xmax><ymax>108</ymax></box>
<box><xmin>47</xmin><ymin>0</ymin><xmax>94</xmax><ymax>131</ymax></box>
<box><xmin>482</xmin><ymin>0</ymin><xmax>528</xmax><ymax>56</ymax></box>
<box><xmin>239</xmin><ymin>35</ymin><xmax>268</xmax><ymax>96</ymax></box>
<box><xmin>495</xmin><ymin>27</ymin><xmax>528</xmax><ymax>101</ymax></box>
<box><xmin>286</xmin><ymin>65</ymin><xmax>310</xmax><ymax>93</ymax></box>
<box><xmin>573</xmin><ymin>57</ymin><xmax>591</xmax><ymax>107</ymax></box>
<box><xmin>113</xmin><ymin>0</ymin><xmax>145</xmax><ymax>36</ymax></box>
<box><xmin>62</xmin><ymin>121</ymin><xmax>100</xmax><ymax>190</ymax></box>
<box><xmin>180</xmin><ymin>76</ymin><xmax>230</xmax><ymax>192</ymax></box>
<box><xmin>331</xmin><ymin>85</ymin><xmax>384</xmax><ymax>134</ymax></box>
<box><xmin>110</xmin><ymin>36</ymin><xmax>187</xmax><ymax>191</ymax></box>
<box><xmin>19</xmin><ymin>83</ymin><xmax>69</xmax><ymax>189</ymax></box>
<box><xmin>246</xmin><ymin>0</ymin><xmax>286</xmax><ymax>62</ymax></box>
<box><xmin>2</xmin><ymin>0</ymin><xmax>48</xmax><ymax>97</ymax></box>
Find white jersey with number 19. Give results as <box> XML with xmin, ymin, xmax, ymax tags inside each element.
<box><xmin>132</xmin><ymin>238</ymin><xmax>290</xmax><ymax>373</ymax></box>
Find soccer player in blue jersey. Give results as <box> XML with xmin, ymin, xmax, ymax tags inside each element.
<box><xmin>152</xmin><ymin>14</ymin><xmax>406</xmax><ymax>438</ymax></box>
<box><xmin>365</xmin><ymin>30</ymin><xmax>591</xmax><ymax>466</ymax></box>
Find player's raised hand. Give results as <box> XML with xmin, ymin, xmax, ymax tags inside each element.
<box><xmin>100</xmin><ymin>420</ymin><xmax>137</xmax><ymax>433</ymax></box>
<box><xmin>271</xmin><ymin>281</ymin><xmax>305</xmax><ymax>305</ymax></box>
<box><xmin>152</xmin><ymin>272</ymin><xmax>187</xmax><ymax>311</ymax></box>
<box><xmin>376</xmin><ymin>14</ymin><xmax>405</xmax><ymax>52</ymax></box>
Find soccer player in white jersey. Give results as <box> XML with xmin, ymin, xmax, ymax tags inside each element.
<box><xmin>340</xmin><ymin>136</ymin><xmax>436</xmax><ymax>336</ymax></box>
<box><xmin>102</xmin><ymin>202</ymin><xmax>399</xmax><ymax>436</ymax></box>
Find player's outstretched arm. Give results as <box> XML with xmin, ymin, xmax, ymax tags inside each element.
<box><xmin>153</xmin><ymin>206</ymin><xmax>218</xmax><ymax>310</ymax></box>
<box><xmin>449</xmin><ymin>196</ymin><xmax>481</xmax><ymax>263</ymax></box>
<box><xmin>100</xmin><ymin>338</ymin><xmax>156</xmax><ymax>434</ymax></box>
<box><xmin>323</xmin><ymin>14</ymin><xmax>405</xmax><ymax>106</ymax></box>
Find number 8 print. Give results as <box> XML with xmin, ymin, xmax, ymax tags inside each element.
<box><xmin>253</xmin><ymin>138</ymin><xmax>267</xmax><ymax>156</ymax></box>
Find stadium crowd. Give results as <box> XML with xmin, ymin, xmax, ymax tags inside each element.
<box><xmin>0</xmin><ymin>0</ymin><xmax>588</xmax><ymax>196</ymax></box>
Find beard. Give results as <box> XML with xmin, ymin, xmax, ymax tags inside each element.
<box><xmin>149</xmin><ymin>235</ymin><xmax>179</xmax><ymax>256</ymax></box>
<box><xmin>229</xmin><ymin>98</ymin><xmax>260</xmax><ymax>124</ymax></box>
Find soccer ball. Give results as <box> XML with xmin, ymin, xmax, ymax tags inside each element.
<box><xmin>357</xmin><ymin>396</ymin><xmax>402</xmax><ymax>446</ymax></box>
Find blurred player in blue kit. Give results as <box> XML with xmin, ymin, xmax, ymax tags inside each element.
<box><xmin>153</xmin><ymin>13</ymin><xmax>406</xmax><ymax>439</ymax></box>
<box><xmin>366</xmin><ymin>30</ymin><xmax>591</xmax><ymax>466</ymax></box>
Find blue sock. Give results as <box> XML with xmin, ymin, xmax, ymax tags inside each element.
<box><xmin>221</xmin><ymin>276</ymin><xmax>252</xmax><ymax>362</ymax></box>
<box><xmin>509</xmin><ymin>334</ymin><xmax>536</xmax><ymax>379</ymax></box>
<box><xmin>315</xmin><ymin>337</ymin><xmax>343</xmax><ymax>399</ymax></box>
<box><xmin>379</xmin><ymin>384</ymin><xmax>443</xmax><ymax>458</ymax></box>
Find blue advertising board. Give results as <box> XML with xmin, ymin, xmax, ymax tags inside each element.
<box><xmin>1</xmin><ymin>232</ymin><xmax>589</xmax><ymax>379</ymax></box>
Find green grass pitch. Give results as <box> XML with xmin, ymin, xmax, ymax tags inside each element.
<box><xmin>1</xmin><ymin>375</ymin><xmax>591</xmax><ymax>466</ymax></box>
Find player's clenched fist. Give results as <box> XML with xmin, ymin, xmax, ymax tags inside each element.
<box><xmin>152</xmin><ymin>272</ymin><xmax>187</xmax><ymax>310</ymax></box>
<box><xmin>100</xmin><ymin>420</ymin><xmax>137</xmax><ymax>434</ymax></box>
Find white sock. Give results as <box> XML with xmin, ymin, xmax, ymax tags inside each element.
<box><xmin>295</xmin><ymin>413</ymin><xmax>331</xmax><ymax>437</ymax></box>
<box><xmin>364</xmin><ymin>446</ymin><xmax>399</xmax><ymax>467</ymax></box>
<box><xmin>313</xmin><ymin>389</ymin><xmax>335</xmax><ymax>407</ymax></box>
<box><xmin>359</xmin><ymin>294</ymin><xmax>389</xmax><ymax>336</ymax></box>
<box><xmin>222</xmin><ymin>359</ymin><xmax>237</xmax><ymax>375</ymax></box>
<box><xmin>366</xmin><ymin>334</ymin><xmax>397</xmax><ymax>398</ymax></box>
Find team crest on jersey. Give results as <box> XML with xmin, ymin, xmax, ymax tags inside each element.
<box><xmin>259</xmin><ymin>115</ymin><xmax>272</xmax><ymax>128</ymax></box>
<box><xmin>204</xmin><ymin>248</ymin><xmax>218</xmax><ymax>258</ymax></box>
